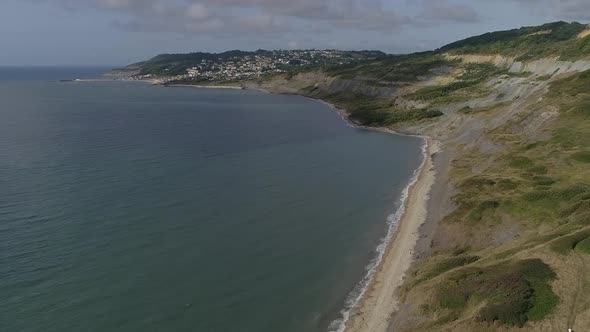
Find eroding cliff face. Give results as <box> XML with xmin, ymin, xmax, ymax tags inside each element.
<box><xmin>445</xmin><ymin>53</ymin><xmax>590</xmax><ymax>76</ymax></box>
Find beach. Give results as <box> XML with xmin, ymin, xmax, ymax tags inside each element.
<box><xmin>343</xmin><ymin>137</ymin><xmax>439</xmax><ymax>332</ymax></box>
<box><xmin>151</xmin><ymin>82</ymin><xmax>440</xmax><ymax>331</ymax></box>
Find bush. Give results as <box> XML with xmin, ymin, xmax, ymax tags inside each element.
<box><xmin>575</xmin><ymin>237</ymin><xmax>590</xmax><ymax>254</ymax></box>
<box><xmin>436</xmin><ymin>259</ymin><xmax>557</xmax><ymax>326</ymax></box>
<box><xmin>509</xmin><ymin>156</ymin><xmax>534</xmax><ymax>169</ymax></box>
<box><xmin>467</xmin><ymin>200</ymin><xmax>500</xmax><ymax>222</ymax></box>
<box><xmin>322</xmin><ymin>92</ymin><xmax>443</xmax><ymax>126</ymax></box>
<box><xmin>572</xmin><ymin>151</ymin><xmax>590</xmax><ymax>163</ymax></box>
<box><xmin>533</xmin><ymin>176</ymin><xmax>556</xmax><ymax>186</ymax></box>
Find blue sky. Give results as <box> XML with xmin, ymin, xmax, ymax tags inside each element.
<box><xmin>1</xmin><ymin>0</ymin><xmax>588</xmax><ymax>66</ymax></box>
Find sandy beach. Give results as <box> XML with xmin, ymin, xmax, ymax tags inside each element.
<box><xmin>343</xmin><ymin>137</ymin><xmax>439</xmax><ymax>332</ymax></box>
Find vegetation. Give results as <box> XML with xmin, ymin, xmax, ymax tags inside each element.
<box><xmin>407</xmin><ymin>63</ymin><xmax>505</xmax><ymax>104</ymax></box>
<box><xmin>118</xmin><ymin>21</ymin><xmax>590</xmax><ymax>329</ymax></box>
<box><xmin>436</xmin><ymin>259</ymin><xmax>557</xmax><ymax>326</ymax></box>
<box><xmin>439</xmin><ymin>21</ymin><xmax>590</xmax><ymax>61</ymax></box>
<box><xmin>458</xmin><ymin>102</ymin><xmax>510</xmax><ymax>114</ymax></box>
<box><xmin>316</xmin><ymin>92</ymin><xmax>442</xmax><ymax>126</ymax></box>
<box><xmin>412</xmin><ymin>255</ymin><xmax>479</xmax><ymax>285</ymax></box>
<box><xmin>572</xmin><ymin>151</ymin><xmax>590</xmax><ymax>163</ymax></box>
<box><xmin>323</xmin><ymin>52</ymin><xmax>449</xmax><ymax>82</ymax></box>
<box><xmin>575</xmin><ymin>237</ymin><xmax>590</xmax><ymax>254</ymax></box>
<box><xmin>394</xmin><ymin>60</ymin><xmax>590</xmax><ymax>329</ymax></box>
<box><xmin>296</xmin><ymin>21</ymin><xmax>590</xmax><ymax>330</ymax></box>
<box><xmin>550</xmin><ymin>230</ymin><xmax>590</xmax><ymax>254</ymax></box>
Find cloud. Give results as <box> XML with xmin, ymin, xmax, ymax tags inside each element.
<box><xmin>186</xmin><ymin>3</ymin><xmax>209</xmax><ymax>20</ymax></box>
<box><xmin>502</xmin><ymin>0</ymin><xmax>590</xmax><ymax>21</ymax></box>
<box><xmin>419</xmin><ymin>0</ymin><xmax>480</xmax><ymax>23</ymax></box>
<box><xmin>25</xmin><ymin>0</ymin><xmax>484</xmax><ymax>37</ymax></box>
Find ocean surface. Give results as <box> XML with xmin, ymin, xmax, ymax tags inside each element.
<box><xmin>0</xmin><ymin>68</ymin><xmax>423</xmax><ymax>332</ymax></box>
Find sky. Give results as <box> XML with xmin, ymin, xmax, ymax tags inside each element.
<box><xmin>1</xmin><ymin>0</ymin><xmax>589</xmax><ymax>66</ymax></box>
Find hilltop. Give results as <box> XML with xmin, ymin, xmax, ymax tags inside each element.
<box><xmin>120</xmin><ymin>21</ymin><xmax>590</xmax><ymax>331</ymax></box>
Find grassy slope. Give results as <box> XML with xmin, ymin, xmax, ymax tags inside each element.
<box><xmin>394</xmin><ymin>62</ymin><xmax>590</xmax><ymax>331</ymax></box>
<box><xmin>440</xmin><ymin>21</ymin><xmax>590</xmax><ymax>61</ymax></box>
<box><xmin>277</xmin><ymin>21</ymin><xmax>590</xmax><ymax>330</ymax></box>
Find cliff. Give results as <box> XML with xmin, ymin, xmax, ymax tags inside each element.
<box><xmin>125</xmin><ymin>21</ymin><xmax>590</xmax><ymax>331</ymax></box>
<box><xmin>244</xmin><ymin>23</ymin><xmax>590</xmax><ymax>331</ymax></box>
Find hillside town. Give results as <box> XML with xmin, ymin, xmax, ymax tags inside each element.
<box><xmin>129</xmin><ymin>50</ymin><xmax>383</xmax><ymax>82</ymax></box>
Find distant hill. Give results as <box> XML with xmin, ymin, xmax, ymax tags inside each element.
<box><xmin>118</xmin><ymin>49</ymin><xmax>387</xmax><ymax>77</ymax></box>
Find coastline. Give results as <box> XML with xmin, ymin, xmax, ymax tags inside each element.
<box><xmin>162</xmin><ymin>82</ymin><xmax>440</xmax><ymax>332</ymax></box>
<box><xmin>310</xmin><ymin>98</ymin><xmax>439</xmax><ymax>332</ymax></box>
<box><xmin>342</xmin><ymin>138</ymin><xmax>438</xmax><ymax>332</ymax></box>
<box><xmin>164</xmin><ymin>84</ymin><xmax>244</xmax><ymax>90</ymax></box>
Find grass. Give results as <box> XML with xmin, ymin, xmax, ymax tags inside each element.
<box><xmin>467</xmin><ymin>200</ymin><xmax>501</xmax><ymax>222</ymax></box>
<box><xmin>550</xmin><ymin>230</ymin><xmax>590</xmax><ymax>254</ymax></box>
<box><xmin>436</xmin><ymin>259</ymin><xmax>557</xmax><ymax>327</ymax></box>
<box><xmin>440</xmin><ymin>21</ymin><xmax>590</xmax><ymax>61</ymax></box>
<box><xmin>413</xmin><ymin>255</ymin><xmax>480</xmax><ymax>284</ymax></box>
<box><xmin>508</xmin><ymin>156</ymin><xmax>534</xmax><ymax>169</ymax></box>
<box><xmin>572</xmin><ymin>151</ymin><xmax>590</xmax><ymax>163</ymax></box>
<box><xmin>300</xmin><ymin>26</ymin><xmax>590</xmax><ymax>330</ymax></box>
<box><xmin>323</xmin><ymin>52</ymin><xmax>449</xmax><ymax>82</ymax></box>
<box><xmin>316</xmin><ymin>92</ymin><xmax>443</xmax><ymax>126</ymax></box>
<box><xmin>407</xmin><ymin>63</ymin><xmax>505</xmax><ymax>105</ymax></box>
<box><xmin>575</xmin><ymin>237</ymin><xmax>590</xmax><ymax>254</ymax></box>
<box><xmin>409</xmin><ymin>81</ymin><xmax>478</xmax><ymax>101</ymax></box>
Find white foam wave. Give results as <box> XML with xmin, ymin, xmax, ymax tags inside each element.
<box><xmin>327</xmin><ymin>139</ymin><xmax>428</xmax><ymax>332</ymax></box>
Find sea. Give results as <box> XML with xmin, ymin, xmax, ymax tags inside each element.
<box><xmin>0</xmin><ymin>67</ymin><xmax>424</xmax><ymax>332</ymax></box>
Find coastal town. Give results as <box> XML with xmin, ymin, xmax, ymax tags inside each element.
<box><xmin>127</xmin><ymin>49</ymin><xmax>384</xmax><ymax>83</ymax></box>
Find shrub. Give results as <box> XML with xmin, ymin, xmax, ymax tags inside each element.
<box><xmin>533</xmin><ymin>176</ymin><xmax>556</xmax><ymax>186</ymax></box>
<box><xmin>575</xmin><ymin>237</ymin><xmax>590</xmax><ymax>254</ymax></box>
<box><xmin>572</xmin><ymin>151</ymin><xmax>590</xmax><ymax>163</ymax></box>
<box><xmin>436</xmin><ymin>259</ymin><xmax>557</xmax><ymax>326</ymax></box>
<box><xmin>467</xmin><ymin>200</ymin><xmax>501</xmax><ymax>222</ymax></box>
<box><xmin>497</xmin><ymin>178</ymin><xmax>519</xmax><ymax>190</ymax></box>
<box><xmin>509</xmin><ymin>156</ymin><xmax>534</xmax><ymax>169</ymax></box>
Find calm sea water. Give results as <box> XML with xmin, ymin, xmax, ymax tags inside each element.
<box><xmin>0</xmin><ymin>68</ymin><xmax>423</xmax><ymax>332</ymax></box>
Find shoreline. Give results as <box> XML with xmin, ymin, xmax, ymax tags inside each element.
<box><xmin>342</xmin><ymin>138</ymin><xmax>438</xmax><ymax>332</ymax></box>
<box><xmin>161</xmin><ymin>82</ymin><xmax>440</xmax><ymax>332</ymax></box>
<box><xmin>307</xmin><ymin>97</ymin><xmax>439</xmax><ymax>332</ymax></box>
<box><xmin>307</xmin><ymin>97</ymin><xmax>438</xmax><ymax>332</ymax></box>
<box><xmin>164</xmin><ymin>84</ymin><xmax>244</xmax><ymax>90</ymax></box>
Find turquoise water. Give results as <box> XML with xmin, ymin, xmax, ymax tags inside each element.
<box><xmin>0</xmin><ymin>71</ymin><xmax>423</xmax><ymax>332</ymax></box>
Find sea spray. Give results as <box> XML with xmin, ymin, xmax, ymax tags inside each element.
<box><xmin>328</xmin><ymin>139</ymin><xmax>429</xmax><ymax>332</ymax></box>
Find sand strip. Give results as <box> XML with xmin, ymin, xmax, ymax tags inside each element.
<box><xmin>344</xmin><ymin>138</ymin><xmax>439</xmax><ymax>332</ymax></box>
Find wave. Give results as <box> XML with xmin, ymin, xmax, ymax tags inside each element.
<box><xmin>327</xmin><ymin>139</ymin><xmax>428</xmax><ymax>332</ymax></box>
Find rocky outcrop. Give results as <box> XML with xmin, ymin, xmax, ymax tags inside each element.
<box><xmin>577</xmin><ymin>25</ymin><xmax>590</xmax><ymax>39</ymax></box>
